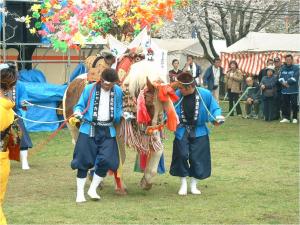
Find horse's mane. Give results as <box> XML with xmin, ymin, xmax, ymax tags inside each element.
<box><xmin>123</xmin><ymin>60</ymin><xmax>167</xmax><ymax>96</ymax></box>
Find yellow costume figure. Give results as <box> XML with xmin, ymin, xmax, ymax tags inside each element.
<box><xmin>0</xmin><ymin>97</ymin><xmax>15</xmax><ymax>225</ymax></box>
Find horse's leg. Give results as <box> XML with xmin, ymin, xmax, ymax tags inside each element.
<box><xmin>140</xmin><ymin>148</ymin><xmax>163</xmax><ymax>190</ymax></box>
<box><xmin>114</xmin><ymin>123</ymin><xmax>127</xmax><ymax>195</ymax></box>
<box><xmin>66</xmin><ymin>123</ymin><xmax>79</xmax><ymax>145</ymax></box>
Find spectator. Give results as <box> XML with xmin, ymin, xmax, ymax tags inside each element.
<box><xmin>203</xmin><ymin>57</ymin><xmax>224</xmax><ymax>102</ymax></box>
<box><xmin>261</xmin><ymin>66</ymin><xmax>277</xmax><ymax>121</ymax></box>
<box><xmin>279</xmin><ymin>54</ymin><xmax>299</xmax><ymax>124</ymax></box>
<box><xmin>183</xmin><ymin>55</ymin><xmax>202</xmax><ymax>86</ymax></box>
<box><xmin>273</xmin><ymin>57</ymin><xmax>282</xmax><ymax>120</ymax></box>
<box><xmin>244</xmin><ymin>77</ymin><xmax>260</xmax><ymax>119</ymax></box>
<box><xmin>169</xmin><ymin>59</ymin><xmax>182</xmax><ymax>83</ymax></box>
<box><xmin>225</xmin><ymin>60</ymin><xmax>243</xmax><ymax>116</ymax></box>
<box><xmin>257</xmin><ymin>58</ymin><xmax>274</xmax><ymax>83</ymax></box>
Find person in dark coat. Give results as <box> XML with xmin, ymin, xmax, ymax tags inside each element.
<box><xmin>169</xmin><ymin>59</ymin><xmax>182</xmax><ymax>83</ymax></box>
<box><xmin>170</xmin><ymin>72</ymin><xmax>224</xmax><ymax>196</ymax></box>
<box><xmin>261</xmin><ymin>66</ymin><xmax>277</xmax><ymax>121</ymax></box>
<box><xmin>279</xmin><ymin>54</ymin><xmax>299</xmax><ymax>124</ymax></box>
<box><xmin>273</xmin><ymin>57</ymin><xmax>282</xmax><ymax>120</ymax></box>
<box><xmin>244</xmin><ymin>77</ymin><xmax>260</xmax><ymax>119</ymax></box>
<box><xmin>203</xmin><ymin>57</ymin><xmax>224</xmax><ymax>102</ymax></box>
<box><xmin>257</xmin><ymin>58</ymin><xmax>274</xmax><ymax>83</ymax></box>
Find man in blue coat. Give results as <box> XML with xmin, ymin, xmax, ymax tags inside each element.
<box><xmin>71</xmin><ymin>68</ymin><xmax>123</xmax><ymax>203</ymax></box>
<box><xmin>170</xmin><ymin>72</ymin><xmax>224</xmax><ymax>196</ymax></box>
<box><xmin>279</xmin><ymin>54</ymin><xmax>299</xmax><ymax>124</ymax></box>
<box><xmin>203</xmin><ymin>57</ymin><xmax>224</xmax><ymax>102</ymax></box>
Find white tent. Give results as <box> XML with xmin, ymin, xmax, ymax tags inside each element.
<box><xmin>222</xmin><ymin>32</ymin><xmax>300</xmax><ymax>53</ymax></box>
<box><xmin>152</xmin><ymin>38</ymin><xmax>226</xmax><ymax>71</ymax></box>
<box><xmin>221</xmin><ymin>32</ymin><xmax>300</xmax><ymax>75</ymax></box>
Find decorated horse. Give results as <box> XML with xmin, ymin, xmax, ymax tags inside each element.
<box><xmin>116</xmin><ymin>51</ymin><xmax>179</xmax><ymax>190</ymax></box>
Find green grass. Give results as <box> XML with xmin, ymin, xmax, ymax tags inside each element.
<box><xmin>4</xmin><ymin>117</ymin><xmax>299</xmax><ymax>224</ymax></box>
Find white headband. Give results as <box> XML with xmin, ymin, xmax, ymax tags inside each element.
<box><xmin>0</xmin><ymin>64</ymin><xmax>9</xmax><ymax>72</ymax></box>
<box><xmin>178</xmin><ymin>80</ymin><xmax>195</xmax><ymax>85</ymax></box>
<box><xmin>103</xmin><ymin>80</ymin><xmax>112</xmax><ymax>84</ymax></box>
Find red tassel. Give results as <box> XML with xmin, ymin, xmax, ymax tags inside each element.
<box><xmin>139</xmin><ymin>152</ymin><xmax>148</xmax><ymax>171</ymax></box>
<box><xmin>137</xmin><ymin>90</ymin><xmax>151</xmax><ymax>124</ymax></box>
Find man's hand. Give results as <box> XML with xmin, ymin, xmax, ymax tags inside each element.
<box><xmin>123</xmin><ymin>112</ymin><xmax>135</xmax><ymax>121</ymax></box>
<box><xmin>283</xmin><ymin>82</ymin><xmax>289</xmax><ymax>88</ymax></box>
<box><xmin>73</xmin><ymin>111</ymin><xmax>83</xmax><ymax>119</ymax></box>
<box><xmin>214</xmin><ymin>115</ymin><xmax>225</xmax><ymax>126</ymax></box>
<box><xmin>261</xmin><ymin>85</ymin><xmax>265</xmax><ymax>90</ymax></box>
<box><xmin>246</xmin><ymin>98</ymin><xmax>253</xmax><ymax>104</ymax></box>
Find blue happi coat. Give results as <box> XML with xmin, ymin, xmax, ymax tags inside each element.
<box><xmin>74</xmin><ymin>83</ymin><xmax>123</xmax><ymax>137</ymax></box>
<box><xmin>174</xmin><ymin>87</ymin><xmax>222</xmax><ymax>140</ymax></box>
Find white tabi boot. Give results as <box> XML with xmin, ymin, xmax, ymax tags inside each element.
<box><xmin>190</xmin><ymin>177</ymin><xmax>201</xmax><ymax>195</ymax></box>
<box><xmin>178</xmin><ymin>177</ymin><xmax>187</xmax><ymax>196</ymax></box>
<box><xmin>87</xmin><ymin>174</ymin><xmax>103</xmax><ymax>200</ymax></box>
<box><xmin>20</xmin><ymin>150</ymin><xmax>30</xmax><ymax>170</ymax></box>
<box><xmin>76</xmin><ymin>178</ymin><xmax>87</xmax><ymax>203</ymax></box>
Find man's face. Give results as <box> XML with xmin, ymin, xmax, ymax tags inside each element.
<box><xmin>178</xmin><ymin>84</ymin><xmax>195</xmax><ymax>96</ymax></box>
<box><xmin>173</xmin><ymin>61</ymin><xmax>179</xmax><ymax>70</ymax></box>
<box><xmin>187</xmin><ymin>57</ymin><xmax>193</xmax><ymax>65</ymax></box>
<box><xmin>274</xmin><ymin>61</ymin><xmax>281</xmax><ymax>68</ymax></box>
<box><xmin>246</xmin><ymin>79</ymin><xmax>253</xmax><ymax>87</ymax></box>
<box><xmin>214</xmin><ymin>60</ymin><xmax>221</xmax><ymax>68</ymax></box>
<box><xmin>101</xmin><ymin>79</ymin><xmax>115</xmax><ymax>91</ymax></box>
<box><xmin>285</xmin><ymin>57</ymin><xmax>293</xmax><ymax>66</ymax></box>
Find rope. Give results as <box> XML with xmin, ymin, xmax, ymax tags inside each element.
<box><xmin>23</xmin><ymin>100</ymin><xmax>63</xmax><ymax>111</ymax></box>
<box><xmin>14</xmin><ymin>112</ymin><xmax>66</xmax><ymax>124</ymax></box>
<box><xmin>224</xmin><ymin>87</ymin><xmax>256</xmax><ymax>119</ymax></box>
<box><xmin>173</xmin><ymin>86</ymin><xmax>256</xmax><ymax>122</ymax></box>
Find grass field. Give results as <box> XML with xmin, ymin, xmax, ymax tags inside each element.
<box><xmin>4</xmin><ymin>116</ymin><xmax>299</xmax><ymax>224</ymax></box>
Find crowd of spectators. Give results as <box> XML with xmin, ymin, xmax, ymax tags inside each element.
<box><xmin>168</xmin><ymin>54</ymin><xmax>299</xmax><ymax>123</ymax></box>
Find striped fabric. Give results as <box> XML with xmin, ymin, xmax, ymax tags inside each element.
<box><xmin>221</xmin><ymin>52</ymin><xmax>300</xmax><ymax>76</ymax></box>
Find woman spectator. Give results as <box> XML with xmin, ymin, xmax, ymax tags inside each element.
<box><xmin>169</xmin><ymin>59</ymin><xmax>182</xmax><ymax>83</ymax></box>
<box><xmin>225</xmin><ymin>60</ymin><xmax>243</xmax><ymax>116</ymax></box>
<box><xmin>260</xmin><ymin>66</ymin><xmax>277</xmax><ymax>121</ymax></box>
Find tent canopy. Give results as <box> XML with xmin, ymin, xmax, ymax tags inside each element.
<box><xmin>152</xmin><ymin>38</ymin><xmax>226</xmax><ymax>58</ymax></box>
<box><xmin>222</xmin><ymin>32</ymin><xmax>300</xmax><ymax>53</ymax></box>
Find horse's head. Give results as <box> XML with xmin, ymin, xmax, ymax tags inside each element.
<box><xmin>116</xmin><ymin>47</ymin><xmax>145</xmax><ymax>84</ymax></box>
<box><xmin>85</xmin><ymin>51</ymin><xmax>116</xmax><ymax>82</ymax></box>
<box><xmin>124</xmin><ymin>60</ymin><xmax>179</xmax><ymax>133</ymax></box>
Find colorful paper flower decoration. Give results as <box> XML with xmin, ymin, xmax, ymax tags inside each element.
<box><xmin>27</xmin><ymin>0</ymin><xmax>189</xmax><ymax>52</ymax></box>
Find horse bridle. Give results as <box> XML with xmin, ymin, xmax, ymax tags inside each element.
<box><xmin>92</xmin><ymin>52</ymin><xmax>116</xmax><ymax>68</ymax></box>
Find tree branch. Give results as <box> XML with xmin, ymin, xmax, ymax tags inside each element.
<box><xmin>216</xmin><ymin>5</ymin><xmax>232</xmax><ymax>46</ymax></box>
<box><xmin>203</xmin><ymin>7</ymin><xmax>219</xmax><ymax>58</ymax></box>
<box><xmin>196</xmin><ymin>30</ymin><xmax>213</xmax><ymax>64</ymax></box>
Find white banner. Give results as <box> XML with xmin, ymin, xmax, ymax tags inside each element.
<box><xmin>108</xmin><ymin>35</ymin><xmax>128</xmax><ymax>69</ymax></box>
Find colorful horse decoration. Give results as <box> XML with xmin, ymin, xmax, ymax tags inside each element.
<box><xmin>117</xmin><ymin>57</ymin><xmax>179</xmax><ymax>190</ymax></box>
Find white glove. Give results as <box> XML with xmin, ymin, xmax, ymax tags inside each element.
<box><xmin>215</xmin><ymin>115</ymin><xmax>225</xmax><ymax>124</ymax></box>
<box><xmin>74</xmin><ymin>111</ymin><xmax>83</xmax><ymax>119</ymax></box>
<box><xmin>289</xmin><ymin>77</ymin><xmax>296</xmax><ymax>82</ymax></box>
<box><xmin>278</xmin><ymin>78</ymin><xmax>285</xmax><ymax>83</ymax></box>
<box><xmin>123</xmin><ymin>112</ymin><xmax>135</xmax><ymax>121</ymax></box>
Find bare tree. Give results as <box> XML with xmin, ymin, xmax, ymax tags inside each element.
<box><xmin>158</xmin><ymin>0</ymin><xmax>300</xmax><ymax>63</ymax></box>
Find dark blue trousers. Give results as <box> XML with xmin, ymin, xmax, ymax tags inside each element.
<box><xmin>18</xmin><ymin>119</ymin><xmax>33</xmax><ymax>150</ymax></box>
<box><xmin>170</xmin><ymin>132</ymin><xmax>211</xmax><ymax>180</ymax></box>
<box><xmin>71</xmin><ymin>127</ymin><xmax>119</xmax><ymax>178</ymax></box>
